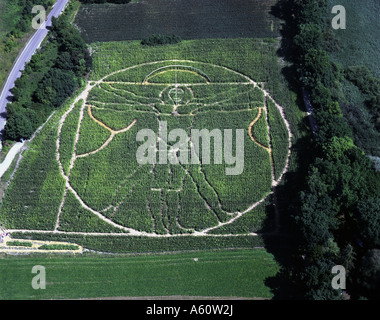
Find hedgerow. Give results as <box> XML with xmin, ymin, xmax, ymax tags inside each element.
<box><xmin>11</xmin><ymin>232</ymin><xmax>264</xmax><ymax>253</ymax></box>
<box><xmin>141</xmin><ymin>34</ymin><xmax>182</xmax><ymax>46</ymax></box>
<box><xmin>6</xmin><ymin>241</ymin><xmax>33</xmax><ymax>247</ymax></box>
<box><xmin>38</xmin><ymin>244</ymin><xmax>79</xmax><ymax>250</ymax></box>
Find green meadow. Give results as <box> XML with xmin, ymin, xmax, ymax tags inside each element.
<box><xmin>0</xmin><ymin>249</ymin><xmax>279</xmax><ymax>299</ymax></box>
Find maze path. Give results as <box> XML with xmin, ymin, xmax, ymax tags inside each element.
<box><xmin>248</xmin><ymin>107</ymin><xmax>271</xmax><ymax>153</ymax></box>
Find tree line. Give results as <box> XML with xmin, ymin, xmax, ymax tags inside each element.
<box><xmin>273</xmin><ymin>0</ymin><xmax>380</xmax><ymax>300</ymax></box>
<box><xmin>4</xmin><ymin>8</ymin><xmax>91</xmax><ymax>141</ymax></box>
<box><xmin>141</xmin><ymin>34</ymin><xmax>182</xmax><ymax>46</ymax></box>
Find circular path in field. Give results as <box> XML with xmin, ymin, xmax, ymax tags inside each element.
<box><xmin>55</xmin><ymin>60</ymin><xmax>292</xmax><ymax>237</ymax></box>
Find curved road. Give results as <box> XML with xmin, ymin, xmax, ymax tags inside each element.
<box><xmin>0</xmin><ymin>0</ymin><xmax>69</xmax><ymax>147</ymax></box>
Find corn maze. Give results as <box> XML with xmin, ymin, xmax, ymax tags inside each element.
<box><xmin>54</xmin><ymin>59</ymin><xmax>291</xmax><ymax>236</ymax></box>
<box><xmin>0</xmin><ymin>39</ymin><xmax>293</xmax><ymax>252</ymax></box>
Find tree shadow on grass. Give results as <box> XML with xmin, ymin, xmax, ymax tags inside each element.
<box><xmin>261</xmin><ymin>134</ymin><xmax>315</xmax><ymax>300</ymax></box>
<box><xmin>259</xmin><ymin>0</ymin><xmax>317</xmax><ymax>300</ymax></box>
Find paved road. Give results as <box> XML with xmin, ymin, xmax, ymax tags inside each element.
<box><xmin>0</xmin><ymin>141</ymin><xmax>25</xmax><ymax>177</ymax></box>
<box><xmin>0</xmin><ymin>0</ymin><xmax>69</xmax><ymax>147</ymax></box>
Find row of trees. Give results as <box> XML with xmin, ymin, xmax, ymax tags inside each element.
<box><xmin>4</xmin><ymin>8</ymin><xmax>91</xmax><ymax>141</ymax></box>
<box><xmin>276</xmin><ymin>0</ymin><xmax>380</xmax><ymax>299</ymax></box>
<box><xmin>141</xmin><ymin>34</ymin><xmax>182</xmax><ymax>46</ymax></box>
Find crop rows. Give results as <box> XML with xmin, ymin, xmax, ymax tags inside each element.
<box><xmin>0</xmin><ymin>106</ymin><xmax>67</xmax><ymax>230</ymax></box>
<box><xmin>59</xmin><ymin>100</ymin><xmax>83</xmax><ymax>175</ymax></box>
<box><xmin>10</xmin><ymin>231</ymin><xmax>265</xmax><ymax>254</ymax></box>
<box><xmin>75</xmin><ymin>0</ymin><xmax>280</xmax><ymax>43</ymax></box>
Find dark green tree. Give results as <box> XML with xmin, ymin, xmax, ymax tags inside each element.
<box><xmin>355</xmin><ymin>249</ymin><xmax>380</xmax><ymax>299</ymax></box>
<box><xmin>300</xmin><ymin>48</ymin><xmax>334</xmax><ymax>89</ymax></box>
<box><xmin>294</xmin><ymin>23</ymin><xmax>324</xmax><ymax>57</ymax></box>
<box><xmin>3</xmin><ymin>106</ymin><xmax>34</xmax><ymax>141</ymax></box>
<box><xmin>355</xmin><ymin>197</ymin><xmax>380</xmax><ymax>248</ymax></box>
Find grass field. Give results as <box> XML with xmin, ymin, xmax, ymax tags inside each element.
<box><xmin>0</xmin><ymin>249</ymin><xmax>279</xmax><ymax>299</ymax></box>
<box><xmin>74</xmin><ymin>0</ymin><xmax>281</xmax><ymax>43</ymax></box>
